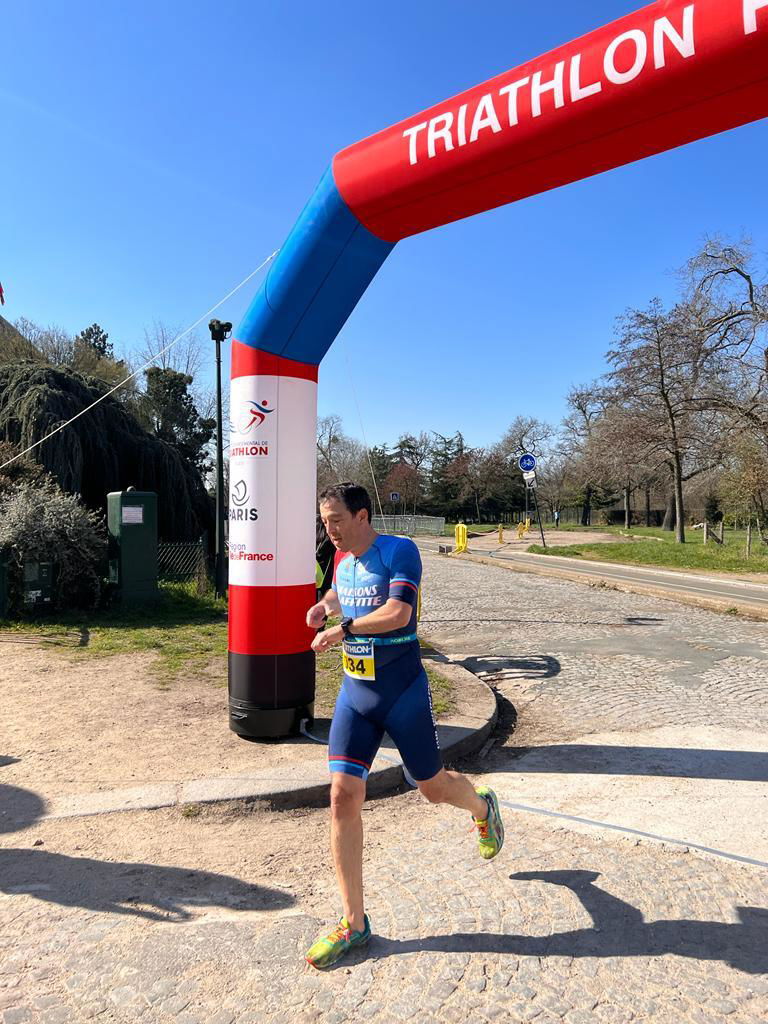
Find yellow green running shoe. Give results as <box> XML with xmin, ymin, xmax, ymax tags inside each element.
<box><xmin>473</xmin><ymin>786</ymin><xmax>505</xmax><ymax>860</ymax></box>
<box><xmin>305</xmin><ymin>915</ymin><xmax>371</xmax><ymax>970</ymax></box>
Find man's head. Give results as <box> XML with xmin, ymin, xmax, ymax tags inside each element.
<box><xmin>319</xmin><ymin>482</ymin><xmax>374</xmax><ymax>553</ymax></box>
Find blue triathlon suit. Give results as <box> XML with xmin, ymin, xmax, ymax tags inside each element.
<box><xmin>328</xmin><ymin>535</ymin><xmax>442</xmax><ymax>783</ymax></box>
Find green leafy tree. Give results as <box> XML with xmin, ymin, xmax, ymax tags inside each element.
<box><xmin>428</xmin><ymin>432</ymin><xmax>465</xmax><ymax>516</ymax></box>
<box><xmin>74</xmin><ymin>323</ymin><xmax>113</xmax><ymax>359</ymax></box>
<box><xmin>143</xmin><ymin>366</ymin><xmax>216</xmax><ymax>473</ymax></box>
<box><xmin>367</xmin><ymin>444</ymin><xmax>394</xmax><ymax>486</ymax></box>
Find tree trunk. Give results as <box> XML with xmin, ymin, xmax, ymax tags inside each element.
<box><xmin>623</xmin><ymin>486</ymin><xmax>631</xmax><ymax>530</ymax></box>
<box><xmin>645</xmin><ymin>486</ymin><xmax>652</xmax><ymax>528</ymax></box>
<box><xmin>581</xmin><ymin>484</ymin><xmax>592</xmax><ymax>526</ymax></box>
<box><xmin>673</xmin><ymin>454</ymin><xmax>686</xmax><ymax>543</ymax></box>
<box><xmin>662</xmin><ymin>493</ymin><xmax>676</xmax><ymax>532</ymax></box>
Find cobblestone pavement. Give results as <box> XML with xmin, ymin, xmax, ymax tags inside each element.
<box><xmin>2</xmin><ymin>550</ymin><xmax>768</xmax><ymax>1023</ymax></box>
<box><xmin>417</xmin><ymin>549</ymin><xmax>768</xmax><ymax>739</ymax></box>
<box><xmin>417</xmin><ymin>549</ymin><xmax>768</xmax><ymax>862</ymax></box>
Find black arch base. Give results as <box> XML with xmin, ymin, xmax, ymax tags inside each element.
<box><xmin>228</xmin><ymin>650</ymin><xmax>315</xmax><ymax>739</ymax></box>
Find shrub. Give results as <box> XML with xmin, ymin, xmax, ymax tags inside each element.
<box><xmin>0</xmin><ymin>481</ymin><xmax>107</xmax><ymax>615</ymax></box>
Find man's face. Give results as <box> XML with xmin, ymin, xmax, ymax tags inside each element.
<box><xmin>320</xmin><ymin>497</ymin><xmax>366</xmax><ymax>550</ymax></box>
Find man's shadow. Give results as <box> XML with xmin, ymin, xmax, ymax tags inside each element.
<box><xmin>461</xmin><ymin>654</ymin><xmax>561</xmax><ymax>681</ymax></box>
<box><xmin>370</xmin><ymin>870</ymin><xmax>768</xmax><ymax>975</ymax></box>
<box><xmin>0</xmin><ymin>784</ymin><xmax>293</xmax><ymax>922</ymax></box>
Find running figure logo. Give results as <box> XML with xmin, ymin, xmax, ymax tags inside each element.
<box><xmin>232</xmin><ymin>399</ymin><xmax>275</xmax><ymax>436</ymax></box>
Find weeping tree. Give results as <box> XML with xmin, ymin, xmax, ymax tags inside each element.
<box><xmin>0</xmin><ymin>440</ymin><xmax>50</xmax><ymax>494</ymax></box>
<box><xmin>0</xmin><ymin>362</ymin><xmax>213</xmax><ymax>541</ymax></box>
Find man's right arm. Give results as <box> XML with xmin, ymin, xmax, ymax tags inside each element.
<box><xmin>307</xmin><ymin>589</ymin><xmax>341</xmax><ymax>628</ymax></box>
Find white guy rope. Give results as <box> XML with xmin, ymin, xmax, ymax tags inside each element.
<box><xmin>342</xmin><ymin>339</ymin><xmax>388</xmax><ymax>531</ymax></box>
<box><xmin>0</xmin><ymin>250</ymin><xmax>279</xmax><ymax>472</ymax></box>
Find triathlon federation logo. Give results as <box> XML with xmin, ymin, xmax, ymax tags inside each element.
<box><xmin>231</xmin><ymin>398</ymin><xmax>275</xmax><ymax>436</ymax></box>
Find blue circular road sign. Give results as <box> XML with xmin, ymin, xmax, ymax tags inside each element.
<box><xmin>518</xmin><ymin>454</ymin><xmax>537</xmax><ymax>472</ymax></box>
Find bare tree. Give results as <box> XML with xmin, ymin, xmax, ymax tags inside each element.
<box><xmin>604</xmin><ymin>239</ymin><xmax>763</xmax><ymax>546</ymax></box>
<box><xmin>563</xmin><ymin>385</ymin><xmax>609</xmax><ymax>526</ymax></box>
<box><xmin>316</xmin><ymin>414</ymin><xmax>367</xmax><ymax>493</ymax></box>
<box><xmin>14</xmin><ymin>318</ymin><xmax>74</xmax><ymax>366</ymax></box>
<box><xmin>498</xmin><ymin>416</ymin><xmax>555</xmax><ymax>460</ymax></box>
<box><xmin>138</xmin><ymin>321</ymin><xmax>207</xmax><ymax>379</ymax></box>
<box><xmin>585</xmin><ymin>406</ymin><xmax>661</xmax><ymax>529</ymax></box>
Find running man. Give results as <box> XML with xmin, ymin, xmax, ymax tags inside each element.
<box><xmin>304</xmin><ymin>482</ymin><xmax>504</xmax><ymax>969</ymax></box>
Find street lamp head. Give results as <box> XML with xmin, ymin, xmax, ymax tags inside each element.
<box><xmin>208</xmin><ymin>319</ymin><xmax>233</xmax><ymax>343</ymax></box>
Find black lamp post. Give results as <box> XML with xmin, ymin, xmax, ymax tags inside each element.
<box><xmin>208</xmin><ymin>318</ymin><xmax>232</xmax><ymax>599</ymax></box>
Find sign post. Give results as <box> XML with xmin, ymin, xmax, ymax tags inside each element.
<box><xmin>519</xmin><ymin>457</ymin><xmax>546</xmax><ymax>549</ymax></box>
<box><xmin>518</xmin><ymin>455</ymin><xmax>536</xmax><ymax>530</ymax></box>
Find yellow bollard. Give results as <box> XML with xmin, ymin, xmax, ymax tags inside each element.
<box><xmin>454</xmin><ymin>522</ymin><xmax>467</xmax><ymax>553</ymax></box>
<box><xmin>516</xmin><ymin>522</ymin><xmax>525</xmax><ymax>540</ymax></box>
<box><xmin>498</xmin><ymin>523</ymin><xmax>504</xmax><ymax>544</ymax></box>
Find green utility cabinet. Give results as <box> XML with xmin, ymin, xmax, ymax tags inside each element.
<box><xmin>23</xmin><ymin>561</ymin><xmax>57</xmax><ymax>610</ymax></box>
<box><xmin>107</xmin><ymin>489</ymin><xmax>158</xmax><ymax>602</ymax></box>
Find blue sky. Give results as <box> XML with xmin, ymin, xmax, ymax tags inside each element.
<box><xmin>2</xmin><ymin>0</ymin><xmax>766</xmax><ymax>449</ymax></box>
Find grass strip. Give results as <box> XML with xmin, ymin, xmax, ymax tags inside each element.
<box><xmin>528</xmin><ymin>530</ymin><xmax>768</xmax><ymax>574</ymax></box>
<box><xmin>1</xmin><ymin>585</ymin><xmax>456</xmax><ymax>712</ymax></box>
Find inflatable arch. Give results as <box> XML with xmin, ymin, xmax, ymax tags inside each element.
<box><xmin>227</xmin><ymin>0</ymin><xmax>768</xmax><ymax>737</ymax></box>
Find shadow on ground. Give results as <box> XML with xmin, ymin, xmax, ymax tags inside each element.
<box><xmin>369</xmin><ymin>869</ymin><xmax>768</xmax><ymax>975</ymax></box>
<box><xmin>502</xmin><ymin>745</ymin><xmax>768</xmax><ymax>782</ymax></box>
<box><xmin>0</xmin><ymin>784</ymin><xmax>294</xmax><ymax>921</ymax></box>
<box><xmin>460</xmin><ymin>654</ymin><xmax>561</xmax><ymax>680</ymax></box>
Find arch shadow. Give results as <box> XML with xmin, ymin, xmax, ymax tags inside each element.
<box><xmin>368</xmin><ymin>869</ymin><xmax>768</xmax><ymax>976</ymax></box>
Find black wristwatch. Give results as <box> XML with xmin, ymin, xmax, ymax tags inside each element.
<box><xmin>341</xmin><ymin>616</ymin><xmax>355</xmax><ymax>639</ymax></box>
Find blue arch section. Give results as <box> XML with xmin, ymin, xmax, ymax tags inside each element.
<box><xmin>236</xmin><ymin>166</ymin><xmax>394</xmax><ymax>367</ymax></box>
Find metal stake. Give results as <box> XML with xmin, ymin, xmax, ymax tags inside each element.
<box><xmin>208</xmin><ymin>319</ymin><xmax>232</xmax><ymax>599</ymax></box>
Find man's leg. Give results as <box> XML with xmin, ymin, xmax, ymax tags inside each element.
<box><xmin>330</xmin><ymin>772</ymin><xmax>367</xmax><ymax>932</ymax></box>
<box><xmin>417</xmin><ymin>768</ymin><xmax>488</xmax><ymax>819</ymax></box>
<box><xmin>384</xmin><ymin>670</ymin><xmax>504</xmax><ymax>858</ymax></box>
<box><xmin>384</xmin><ymin>671</ymin><xmax>487</xmax><ymax>818</ymax></box>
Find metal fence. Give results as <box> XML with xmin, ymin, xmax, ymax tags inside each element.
<box><xmin>372</xmin><ymin>515</ymin><xmax>446</xmax><ymax>536</ymax></box>
<box><xmin>157</xmin><ymin>538</ymin><xmax>209</xmax><ymax>583</ymax></box>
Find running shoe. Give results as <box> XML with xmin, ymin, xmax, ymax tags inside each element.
<box><xmin>305</xmin><ymin>914</ymin><xmax>371</xmax><ymax>969</ymax></box>
<box><xmin>473</xmin><ymin>786</ymin><xmax>505</xmax><ymax>860</ymax></box>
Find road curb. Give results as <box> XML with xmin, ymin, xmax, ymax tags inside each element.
<box><xmin>453</xmin><ymin>550</ymin><xmax>768</xmax><ymax>622</ymax></box>
<box><xmin>41</xmin><ymin>655</ymin><xmax>497</xmax><ymax>820</ymax></box>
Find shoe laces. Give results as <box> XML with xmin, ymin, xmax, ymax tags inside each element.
<box><xmin>328</xmin><ymin>922</ymin><xmax>352</xmax><ymax>944</ymax></box>
<box><xmin>471</xmin><ymin>818</ymin><xmax>490</xmax><ymax>839</ymax></box>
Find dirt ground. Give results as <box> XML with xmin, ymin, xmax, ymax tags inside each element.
<box><xmin>0</xmin><ymin>640</ymin><xmax>468</xmax><ymax>808</ymax></box>
<box><xmin>0</xmin><ymin>791</ymin><xmax>355</xmax><ymax>916</ymax></box>
<box><xmin>0</xmin><ymin>643</ymin><xmax>328</xmax><ymax>802</ymax></box>
<box><xmin>469</xmin><ymin>529</ymin><xmax>623</xmax><ymax>551</ymax></box>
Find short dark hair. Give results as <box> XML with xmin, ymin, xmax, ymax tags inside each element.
<box><xmin>319</xmin><ymin>482</ymin><xmax>372</xmax><ymax>524</ymax></box>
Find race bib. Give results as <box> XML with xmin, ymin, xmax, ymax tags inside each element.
<box><xmin>342</xmin><ymin>639</ymin><xmax>376</xmax><ymax>681</ymax></box>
